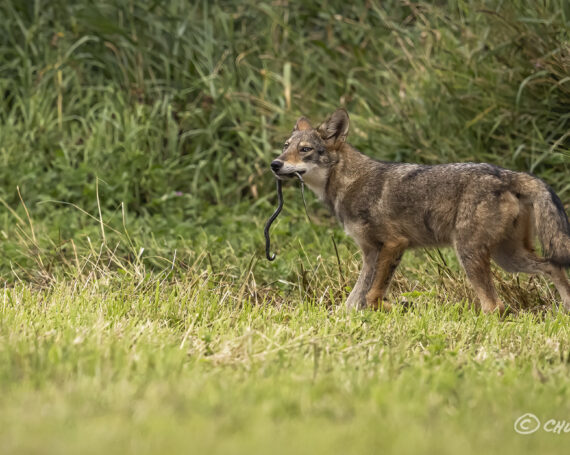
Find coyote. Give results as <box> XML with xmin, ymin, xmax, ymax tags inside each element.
<box><xmin>270</xmin><ymin>108</ymin><xmax>570</xmax><ymax>312</ymax></box>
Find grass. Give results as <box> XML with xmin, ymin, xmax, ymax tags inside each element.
<box><xmin>2</xmin><ymin>233</ymin><xmax>570</xmax><ymax>454</ymax></box>
<box><xmin>1</xmin><ymin>0</ymin><xmax>570</xmax><ymax>453</ymax></box>
<box><xmin>1</xmin><ymin>275</ymin><xmax>570</xmax><ymax>454</ymax></box>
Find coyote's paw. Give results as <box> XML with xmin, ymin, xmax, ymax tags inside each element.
<box><xmin>366</xmin><ymin>296</ymin><xmax>392</xmax><ymax>311</ymax></box>
<box><xmin>482</xmin><ymin>300</ymin><xmax>507</xmax><ymax>315</ymax></box>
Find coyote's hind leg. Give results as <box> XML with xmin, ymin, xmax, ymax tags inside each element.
<box><xmin>493</xmin><ymin>243</ymin><xmax>570</xmax><ymax>311</ymax></box>
<box><xmin>456</xmin><ymin>246</ymin><xmax>505</xmax><ymax>313</ymax></box>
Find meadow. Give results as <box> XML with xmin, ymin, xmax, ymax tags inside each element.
<box><xmin>1</xmin><ymin>0</ymin><xmax>569</xmax><ymax>453</ymax></box>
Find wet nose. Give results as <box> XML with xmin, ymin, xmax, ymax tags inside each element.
<box><xmin>271</xmin><ymin>160</ymin><xmax>283</xmax><ymax>172</ymax></box>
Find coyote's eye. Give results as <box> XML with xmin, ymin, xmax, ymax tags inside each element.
<box><xmin>300</xmin><ymin>146</ymin><xmax>313</xmax><ymax>153</ymax></box>
<box><xmin>283</xmin><ymin>142</ymin><xmax>290</xmax><ymax>150</ymax></box>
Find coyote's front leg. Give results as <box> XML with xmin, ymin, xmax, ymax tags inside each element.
<box><xmin>345</xmin><ymin>248</ymin><xmax>379</xmax><ymax>309</ymax></box>
<box><xmin>365</xmin><ymin>242</ymin><xmax>407</xmax><ymax>310</ymax></box>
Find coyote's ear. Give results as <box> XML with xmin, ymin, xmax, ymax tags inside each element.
<box><xmin>293</xmin><ymin>117</ymin><xmax>312</xmax><ymax>132</ymax></box>
<box><xmin>317</xmin><ymin>108</ymin><xmax>349</xmax><ymax>144</ymax></box>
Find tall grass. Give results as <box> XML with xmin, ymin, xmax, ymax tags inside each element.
<box><xmin>0</xmin><ymin>0</ymin><xmax>569</xmax><ymax>282</ymax></box>
<box><xmin>1</xmin><ymin>0</ymin><xmax>568</xmax><ymax>211</ymax></box>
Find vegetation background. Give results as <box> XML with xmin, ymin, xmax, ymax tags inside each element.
<box><xmin>1</xmin><ymin>0</ymin><xmax>569</xmax><ymax>454</ymax></box>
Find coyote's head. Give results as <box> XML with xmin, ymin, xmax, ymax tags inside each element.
<box><xmin>271</xmin><ymin>108</ymin><xmax>349</xmax><ymax>196</ymax></box>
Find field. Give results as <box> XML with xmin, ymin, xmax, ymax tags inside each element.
<box><xmin>1</xmin><ymin>0</ymin><xmax>569</xmax><ymax>453</ymax></box>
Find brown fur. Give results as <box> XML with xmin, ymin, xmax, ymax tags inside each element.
<box><xmin>271</xmin><ymin>109</ymin><xmax>570</xmax><ymax>312</ymax></box>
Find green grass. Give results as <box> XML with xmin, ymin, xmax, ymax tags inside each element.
<box><xmin>1</xmin><ymin>0</ymin><xmax>570</xmax><ymax>453</ymax></box>
<box><xmin>1</xmin><ymin>276</ymin><xmax>570</xmax><ymax>454</ymax></box>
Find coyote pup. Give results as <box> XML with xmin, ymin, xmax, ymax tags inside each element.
<box><xmin>270</xmin><ymin>108</ymin><xmax>570</xmax><ymax>312</ymax></box>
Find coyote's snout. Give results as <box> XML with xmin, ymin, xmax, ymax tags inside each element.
<box><xmin>272</xmin><ymin>108</ymin><xmax>570</xmax><ymax>312</ymax></box>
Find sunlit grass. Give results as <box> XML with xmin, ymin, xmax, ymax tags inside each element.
<box><xmin>1</xmin><ymin>273</ymin><xmax>569</xmax><ymax>454</ymax></box>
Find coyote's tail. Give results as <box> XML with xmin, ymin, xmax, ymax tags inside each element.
<box><xmin>518</xmin><ymin>174</ymin><xmax>570</xmax><ymax>267</ymax></box>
